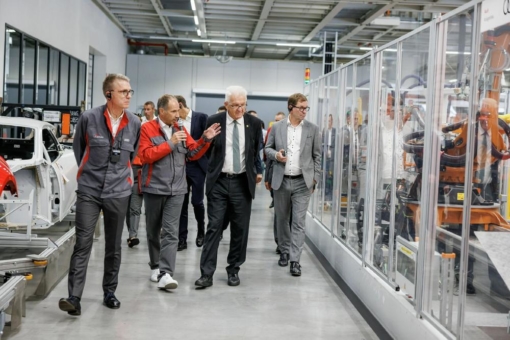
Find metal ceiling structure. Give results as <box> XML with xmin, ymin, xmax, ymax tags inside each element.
<box><xmin>94</xmin><ymin>0</ymin><xmax>470</xmax><ymax>63</ymax></box>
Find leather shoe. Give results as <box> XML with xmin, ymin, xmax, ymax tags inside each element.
<box><xmin>227</xmin><ymin>273</ymin><xmax>240</xmax><ymax>286</ymax></box>
<box><xmin>127</xmin><ymin>237</ymin><xmax>139</xmax><ymax>248</ymax></box>
<box><xmin>195</xmin><ymin>275</ymin><xmax>213</xmax><ymax>288</ymax></box>
<box><xmin>275</xmin><ymin>246</ymin><xmax>281</xmax><ymax>254</ymax></box>
<box><xmin>290</xmin><ymin>262</ymin><xmax>302</xmax><ymax>276</ymax></box>
<box><xmin>177</xmin><ymin>241</ymin><xmax>187</xmax><ymax>251</ymax></box>
<box><xmin>278</xmin><ymin>253</ymin><xmax>289</xmax><ymax>267</ymax></box>
<box><xmin>103</xmin><ymin>292</ymin><xmax>121</xmax><ymax>309</ymax></box>
<box><xmin>196</xmin><ymin>235</ymin><xmax>204</xmax><ymax>247</ymax></box>
<box><xmin>59</xmin><ymin>296</ymin><xmax>81</xmax><ymax>316</ymax></box>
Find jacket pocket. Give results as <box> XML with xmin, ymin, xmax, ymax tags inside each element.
<box><xmin>120</xmin><ymin>141</ymin><xmax>135</xmax><ymax>165</ymax></box>
<box><xmin>88</xmin><ymin>138</ymin><xmax>110</xmax><ymax>167</ymax></box>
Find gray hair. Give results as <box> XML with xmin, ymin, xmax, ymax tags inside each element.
<box><xmin>225</xmin><ymin>86</ymin><xmax>247</xmax><ymax>102</ymax></box>
<box><xmin>102</xmin><ymin>74</ymin><xmax>130</xmax><ymax>97</ymax></box>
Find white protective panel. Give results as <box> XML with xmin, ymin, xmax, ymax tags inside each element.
<box><xmin>195</xmin><ymin>58</ymin><xmax>224</xmax><ymax>90</ymax></box>
<box><xmin>126</xmin><ymin>55</ymin><xmax>139</xmax><ymax>112</ymax></box>
<box><xmin>223</xmin><ymin>60</ymin><xmax>251</xmax><ymax>91</ymax></box>
<box><xmin>165</xmin><ymin>57</ymin><xmax>193</xmax><ymax>105</ymax></box>
<box><xmin>136</xmin><ymin>56</ymin><xmax>166</xmax><ymax>113</ymax></box>
<box><xmin>250</xmin><ymin>60</ymin><xmax>278</xmax><ymax>93</ymax></box>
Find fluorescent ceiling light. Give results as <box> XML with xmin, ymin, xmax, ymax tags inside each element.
<box><xmin>371</xmin><ymin>17</ymin><xmax>401</xmax><ymax>26</ymax></box>
<box><xmin>449</xmin><ymin>79</ymin><xmax>458</xmax><ymax>83</ymax></box>
<box><xmin>359</xmin><ymin>47</ymin><xmax>372</xmax><ymax>51</ymax></box>
<box><xmin>276</xmin><ymin>43</ymin><xmax>321</xmax><ymax>48</ymax></box>
<box><xmin>197</xmin><ymin>29</ymin><xmax>201</xmax><ymax>37</ymax></box>
<box><xmin>194</xmin><ymin>15</ymin><xmax>199</xmax><ymax>25</ymax></box>
<box><xmin>446</xmin><ymin>51</ymin><xmax>471</xmax><ymax>55</ymax></box>
<box><xmin>192</xmin><ymin>39</ymin><xmax>236</xmax><ymax>44</ymax></box>
<box><xmin>190</xmin><ymin>0</ymin><xmax>196</xmax><ymax>11</ymax></box>
<box><xmin>6</xmin><ymin>29</ymin><xmax>16</xmax><ymax>33</ymax></box>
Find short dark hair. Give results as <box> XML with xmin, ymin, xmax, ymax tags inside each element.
<box><xmin>217</xmin><ymin>105</ymin><xmax>226</xmax><ymax>113</ymax></box>
<box><xmin>144</xmin><ymin>101</ymin><xmax>155</xmax><ymax>108</ymax></box>
<box><xmin>175</xmin><ymin>95</ymin><xmax>187</xmax><ymax>108</ymax></box>
<box><xmin>157</xmin><ymin>94</ymin><xmax>177</xmax><ymax>111</ymax></box>
<box><xmin>287</xmin><ymin>93</ymin><xmax>307</xmax><ymax>112</ymax></box>
<box><xmin>247</xmin><ymin>110</ymin><xmax>257</xmax><ymax>115</ymax></box>
<box><xmin>102</xmin><ymin>74</ymin><xmax>130</xmax><ymax>97</ymax></box>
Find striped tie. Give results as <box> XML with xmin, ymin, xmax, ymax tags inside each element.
<box><xmin>233</xmin><ymin>120</ymin><xmax>241</xmax><ymax>173</ymax></box>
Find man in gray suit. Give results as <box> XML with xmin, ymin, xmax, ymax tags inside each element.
<box><xmin>265</xmin><ymin>93</ymin><xmax>321</xmax><ymax>276</ymax></box>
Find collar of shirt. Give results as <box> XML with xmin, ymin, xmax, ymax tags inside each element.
<box><xmin>287</xmin><ymin>118</ymin><xmax>304</xmax><ymax>127</ymax></box>
<box><xmin>226</xmin><ymin>112</ymin><xmax>244</xmax><ymax>126</ymax></box>
<box><xmin>183</xmin><ymin>109</ymin><xmax>193</xmax><ymax>122</ymax></box>
<box><xmin>107</xmin><ymin>109</ymin><xmax>124</xmax><ymax>124</ymax></box>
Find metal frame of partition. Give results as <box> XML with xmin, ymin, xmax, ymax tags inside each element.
<box><xmin>306</xmin><ymin>0</ymin><xmax>499</xmax><ymax>338</ymax></box>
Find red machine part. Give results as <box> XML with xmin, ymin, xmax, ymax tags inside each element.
<box><xmin>0</xmin><ymin>156</ymin><xmax>17</xmax><ymax>196</ymax></box>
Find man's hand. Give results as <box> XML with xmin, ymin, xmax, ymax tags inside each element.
<box><xmin>171</xmin><ymin>131</ymin><xmax>187</xmax><ymax>145</ymax></box>
<box><xmin>312</xmin><ymin>179</ymin><xmax>317</xmax><ymax>193</ymax></box>
<box><xmin>256</xmin><ymin>174</ymin><xmax>263</xmax><ymax>184</ymax></box>
<box><xmin>203</xmin><ymin>123</ymin><xmax>221</xmax><ymax>140</ymax></box>
<box><xmin>276</xmin><ymin>149</ymin><xmax>287</xmax><ymax>163</ymax></box>
<box><xmin>265</xmin><ymin>181</ymin><xmax>271</xmax><ymax>190</ymax></box>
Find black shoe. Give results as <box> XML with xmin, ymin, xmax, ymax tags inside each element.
<box><xmin>276</xmin><ymin>246</ymin><xmax>281</xmax><ymax>254</ymax></box>
<box><xmin>195</xmin><ymin>275</ymin><xmax>213</xmax><ymax>288</ymax></box>
<box><xmin>278</xmin><ymin>253</ymin><xmax>289</xmax><ymax>267</ymax></box>
<box><xmin>269</xmin><ymin>200</ymin><xmax>274</xmax><ymax>208</ymax></box>
<box><xmin>177</xmin><ymin>241</ymin><xmax>187</xmax><ymax>251</ymax></box>
<box><xmin>227</xmin><ymin>273</ymin><xmax>240</xmax><ymax>286</ymax></box>
<box><xmin>59</xmin><ymin>296</ymin><xmax>81</xmax><ymax>316</ymax></box>
<box><xmin>127</xmin><ymin>237</ymin><xmax>139</xmax><ymax>248</ymax></box>
<box><xmin>466</xmin><ymin>283</ymin><xmax>476</xmax><ymax>295</ymax></box>
<box><xmin>290</xmin><ymin>262</ymin><xmax>301</xmax><ymax>276</ymax></box>
<box><xmin>196</xmin><ymin>235</ymin><xmax>204</xmax><ymax>248</ymax></box>
<box><xmin>103</xmin><ymin>292</ymin><xmax>121</xmax><ymax>309</ymax></box>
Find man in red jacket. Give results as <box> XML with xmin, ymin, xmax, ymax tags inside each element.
<box><xmin>138</xmin><ymin>94</ymin><xmax>220</xmax><ymax>290</ymax></box>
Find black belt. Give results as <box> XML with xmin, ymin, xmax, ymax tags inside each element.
<box><xmin>220</xmin><ymin>172</ymin><xmax>246</xmax><ymax>179</ymax></box>
<box><xmin>283</xmin><ymin>174</ymin><xmax>303</xmax><ymax>179</ymax></box>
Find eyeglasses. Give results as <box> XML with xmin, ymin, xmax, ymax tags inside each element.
<box><xmin>292</xmin><ymin>106</ymin><xmax>310</xmax><ymax>112</ymax></box>
<box><xmin>228</xmin><ymin>104</ymin><xmax>247</xmax><ymax>110</ymax></box>
<box><xmin>114</xmin><ymin>89</ymin><xmax>135</xmax><ymax>97</ymax></box>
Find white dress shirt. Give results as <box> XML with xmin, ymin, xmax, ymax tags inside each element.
<box><xmin>107</xmin><ymin>109</ymin><xmax>124</xmax><ymax>138</ymax></box>
<box><xmin>182</xmin><ymin>109</ymin><xmax>193</xmax><ymax>133</ymax></box>
<box><xmin>222</xmin><ymin>114</ymin><xmax>246</xmax><ymax>174</ymax></box>
<box><xmin>158</xmin><ymin>118</ymin><xmax>173</xmax><ymax>140</ymax></box>
<box><xmin>284</xmin><ymin>118</ymin><xmax>303</xmax><ymax>176</ymax></box>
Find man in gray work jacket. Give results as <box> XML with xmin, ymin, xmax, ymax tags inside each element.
<box><xmin>59</xmin><ymin>74</ymin><xmax>141</xmax><ymax>316</ymax></box>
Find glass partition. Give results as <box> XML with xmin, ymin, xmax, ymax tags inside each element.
<box><xmin>22</xmin><ymin>37</ymin><xmax>36</xmax><ymax>104</ymax></box>
<box><xmin>37</xmin><ymin>44</ymin><xmax>49</xmax><ymax>105</ymax></box>
<box><xmin>48</xmin><ymin>48</ymin><xmax>59</xmax><ymax>105</ymax></box>
<box><xmin>4</xmin><ymin>29</ymin><xmax>21</xmax><ymax>103</ymax></box>
<box><xmin>59</xmin><ymin>54</ymin><xmax>69</xmax><ymax>105</ymax></box>
<box><xmin>69</xmin><ymin>58</ymin><xmax>78</xmax><ymax>106</ymax></box>
<box><xmin>313</xmin><ymin>77</ymin><xmax>326</xmax><ymax>224</ymax></box>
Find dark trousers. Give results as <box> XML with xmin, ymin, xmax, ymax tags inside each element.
<box><xmin>144</xmin><ymin>193</ymin><xmax>185</xmax><ymax>275</ymax></box>
<box><xmin>68</xmin><ymin>192</ymin><xmax>129</xmax><ymax>298</ymax></box>
<box><xmin>126</xmin><ymin>165</ymin><xmax>143</xmax><ymax>238</ymax></box>
<box><xmin>200</xmin><ymin>174</ymin><xmax>252</xmax><ymax>276</ymax></box>
<box><xmin>179</xmin><ymin>170</ymin><xmax>206</xmax><ymax>242</ymax></box>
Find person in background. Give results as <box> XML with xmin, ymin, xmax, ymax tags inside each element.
<box><xmin>142</xmin><ymin>101</ymin><xmax>156</xmax><ymax>123</ymax></box>
<box><xmin>176</xmin><ymin>95</ymin><xmax>209</xmax><ymax>251</ymax></box>
<box><xmin>125</xmin><ymin>101</ymin><xmax>156</xmax><ymax>248</ymax></box>
<box><xmin>216</xmin><ymin>106</ymin><xmax>226</xmax><ymax>114</ymax></box>
<box><xmin>59</xmin><ymin>74</ymin><xmax>140</xmax><ymax>315</ymax></box>
<box><xmin>138</xmin><ymin>94</ymin><xmax>220</xmax><ymax>290</ymax></box>
<box><xmin>265</xmin><ymin>93</ymin><xmax>321</xmax><ymax>276</ymax></box>
<box><xmin>195</xmin><ymin>85</ymin><xmax>263</xmax><ymax>288</ymax></box>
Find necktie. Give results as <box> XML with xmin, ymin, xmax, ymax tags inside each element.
<box><xmin>233</xmin><ymin>120</ymin><xmax>241</xmax><ymax>173</ymax></box>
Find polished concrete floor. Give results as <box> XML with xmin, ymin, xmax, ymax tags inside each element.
<box><xmin>8</xmin><ymin>185</ymin><xmax>379</xmax><ymax>340</ymax></box>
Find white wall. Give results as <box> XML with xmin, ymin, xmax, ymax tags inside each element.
<box><xmin>0</xmin><ymin>0</ymin><xmax>128</xmax><ymax>107</ymax></box>
<box><xmin>126</xmin><ymin>54</ymin><xmax>322</xmax><ymax>114</ymax></box>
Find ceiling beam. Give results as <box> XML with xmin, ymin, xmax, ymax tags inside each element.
<box><xmin>92</xmin><ymin>0</ymin><xmax>131</xmax><ymax>34</ymax></box>
<box><xmin>284</xmin><ymin>2</ymin><xmax>347</xmax><ymax>61</ymax></box>
<box><xmin>149</xmin><ymin>0</ymin><xmax>182</xmax><ymax>56</ymax></box>
<box><xmin>336</xmin><ymin>2</ymin><xmax>400</xmax><ymax>46</ymax></box>
<box><xmin>194</xmin><ymin>0</ymin><xmax>210</xmax><ymax>57</ymax></box>
<box><xmin>245</xmin><ymin>0</ymin><xmax>275</xmax><ymax>59</ymax></box>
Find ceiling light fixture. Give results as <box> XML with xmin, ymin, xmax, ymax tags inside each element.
<box><xmin>192</xmin><ymin>39</ymin><xmax>236</xmax><ymax>44</ymax></box>
<box><xmin>197</xmin><ymin>29</ymin><xmax>201</xmax><ymax>37</ymax></box>
<box><xmin>276</xmin><ymin>43</ymin><xmax>321</xmax><ymax>48</ymax></box>
<box><xmin>194</xmin><ymin>15</ymin><xmax>199</xmax><ymax>25</ymax></box>
<box><xmin>190</xmin><ymin>0</ymin><xmax>196</xmax><ymax>11</ymax></box>
<box><xmin>359</xmin><ymin>47</ymin><xmax>373</xmax><ymax>51</ymax></box>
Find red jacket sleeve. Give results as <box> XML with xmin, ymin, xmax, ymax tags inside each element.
<box><xmin>138</xmin><ymin>123</ymin><xmax>173</xmax><ymax>164</ymax></box>
<box><xmin>182</xmin><ymin>126</ymin><xmax>211</xmax><ymax>161</ymax></box>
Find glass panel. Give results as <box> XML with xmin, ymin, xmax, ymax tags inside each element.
<box><xmin>37</xmin><ymin>44</ymin><xmax>48</xmax><ymax>105</ymax></box>
<box><xmin>0</xmin><ymin>124</ymin><xmax>35</xmax><ymax>160</ymax></box>
<box><xmin>323</xmin><ymin>70</ymin><xmax>339</xmax><ymax>231</ymax></box>
<box><xmin>313</xmin><ymin>77</ymin><xmax>326</xmax><ymax>222</ymax></box>
<box><xmin>48</xmin><ymin>49</ymin><xmax>59</xmax><ymax>105</ymax></box>
<box><xmin>59</xmin><ymin>54</ymin><xmax>69</xmax><ymax>105</ymax></box>
<box><xmin>21</xmin><ymin>37</ymin><xmax>36</xmax><ymax>104</ymax></box>
<box><xmin>69</xmin><ymin>58</ymin><xmax>78</xmax><ymax>106</ymax></box>
<box><xmin>78</xmin><ymin>61</ymin><xmax>86</xmax><ymax>108</ymax></box>
<box><xmin>308</xmin><ymin>81</ymin><xmax>319</xmax><ymax>214</ymax></box>
<box><xmin>87</xmin><ymin>54</ymin><xmax>94</xmax><ymax>109</ymax></box>
<box><xmin>337</xmin><ymin>65</ymin><xmax>354</xmax><ymax>242</ymax></box>
<box><xmin>4</xmin><ymin>29</ymin><xmax>21</xmax><ymax>103</ymax></box>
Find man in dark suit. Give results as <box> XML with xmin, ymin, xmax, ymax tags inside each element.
<box><xmin>176</xmin><ymin>95</ymin><xmax>209</xmax><ymax>250</ymax></box>
<box><xmin>195</xmin><ymin>85</ymin><xmax>263</xmax><ymax>288</ymax></box>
